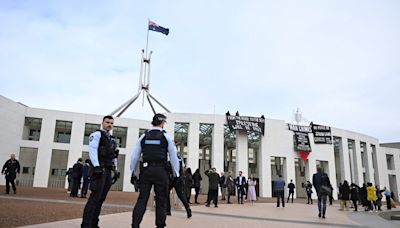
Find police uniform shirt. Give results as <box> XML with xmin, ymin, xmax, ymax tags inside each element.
<box><xmin>130</xmin><ymin>127</ymin><xmax>180</xmax><ymax>177</ymax></box>
<box><xmin>89</xmin><ymin>129</ymin><xmax>117</xmax><ymax>167</ymax></box>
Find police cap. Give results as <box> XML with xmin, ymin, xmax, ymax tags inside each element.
<box><xmin>151</xmin><ymin>113</ymin><xmax>167</xmax><ymax>126</ymax></box>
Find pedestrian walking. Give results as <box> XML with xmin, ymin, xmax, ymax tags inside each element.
<box><xmin>350</xmin><ymin>183</ymin><xmax>360</xmax><ymax>211</ymax></box>
<box><xmin>312</xmin><ymin>168</ymin><xmax>331</xmax><ymax>219</ymax></box>
<box><xmin>366</xmin><ymin>182</ymin><xmax>377</xmax><ymax>212</ymax></box>
<box><xmin>166</xmin><ymin>156</ymin><xmax>192</xmax><ymax>218</ymax></box>
<box><xmin>1</xmin><ymin>154</ymin><xmax>20</xmax><ymax>194</ymax></box>
<box><xmin>339</xmin><ymin>180</ymin><xmax>350</xmax><ymax>211</ymax></box>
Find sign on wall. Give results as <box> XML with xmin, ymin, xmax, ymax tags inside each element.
<box><xmin>287</xmin><ymin>123</ymin><xmax>312</xmax><ymax>161</ymax></box>
<box><xmin>226</xmin><ymin>115</ymin><xmax>265</xmax><ymax>135</ymax></box>
<box><xmin>310</xmin><ymin>123</ymin><xmax>332</xmax><ymax>144</ymax></box>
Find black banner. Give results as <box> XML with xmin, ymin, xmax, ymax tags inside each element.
<box><xmin>294</xmin><ymin>132</ymin><xmax>312</xmax><ymax>152</ymax></box>
<box><xmin>311</xmin><ymin>123</ymin><xmax>332</xmax><ymax>144</ymax></box>
<box><xmin>226</xmin><ymin>115</ymin><xmax>265</xmax><ymax>135</ymax></box>
<box><xmin>287</xmin><ymin>124</ymin><xmax>312</xmax><ymax>133</ymax></box>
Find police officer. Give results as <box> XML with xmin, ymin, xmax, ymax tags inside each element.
<box><xmin>82</xmin><ymin>115</ymin><xmax>118</xmax><ymax>228</ymax></box>
<box><xmin>130</xmin><ymin>113</ymin><xmax>180</xmax><ymax>228</ymax></box>
<box><xmin>1</xmin><ymin>154</ymin><xmax>20</xmax><ymax>194</ymax></box>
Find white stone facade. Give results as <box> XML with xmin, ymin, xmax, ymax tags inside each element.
<box><xmin>1</xmin><ymin>95</ymin><xmax>399</xmax><ymax>200</ymax></box>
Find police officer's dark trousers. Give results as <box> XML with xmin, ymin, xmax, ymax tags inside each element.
<box><xmin>5</xmin><ymin>173</ymin><xmax>16</xmax><ymax>193</ymax></box>
<box><xmin>132</xmin><ymin>165</ymin><xmax>169</xmax><ymax>228</ymax></box>
<box><xmin>82</xmin><ymin>168</ymin><xmax>112</xmax><ymax>228</ymax></box>
<box><xmin>166</xmin><ymin>177</ymin><xmax>190</xmax><ymax>214</ymax></box>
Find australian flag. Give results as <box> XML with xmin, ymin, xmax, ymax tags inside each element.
<box><xmin>148</xmin><ymin>20</ymin><xmax>169</xmax><ymax>36</ymax></box>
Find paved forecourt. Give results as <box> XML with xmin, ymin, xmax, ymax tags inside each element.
<box><xmin>21</xmin><ymin>202</ymin><xmax>365</xmax><ymax>228</ymax></box>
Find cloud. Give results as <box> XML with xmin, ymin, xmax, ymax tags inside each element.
<box><xmin>1</xmin><ymin>0</ymin><xmax>400</xmax><ymax>142</ymax></box>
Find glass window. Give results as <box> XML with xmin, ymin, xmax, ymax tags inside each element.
<box><xmin>22</xmin><ymin>117</ymin><xmax>42</xmax><ymax>141</ymax></box>
<box><xmin>83</xmin><ymin>123</ymin><xmax>100</xmax><ymax>145</ymax></box>
<box><xmin>199</xmin><ymin>123</ymin><xmax>213</xmax><ymax>161</ymax></box>
<box><xmin>54</xmin><ymin>120</ymin><xmax>72</xmax><ymax>143</ymax></box>
<box><xmin>113</xmin><ymin>126</ymin><xmax>128</xmax><ymax>148</ymax></box>
<box><xmin>224</xmin><ymin>125</ymin><xmax>236</xmax><ymax>172</ymax></box>
<box><xmin>174</xmin><ymin>123</ymin><xmax>189</xmax><ymax>159</ymax></box>
<box><xmin>386</xmin><ymin>154</ymin><xmax>395</xmax><ymax>170</ymax></box>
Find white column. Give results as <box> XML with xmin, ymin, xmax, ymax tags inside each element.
<box><xmin>259</xmin><ymin>135</ymin><xmax>270</xmax><ymax>197</ymax></box>
<box><xmin>328</xmin><ymin>150</ymin><xmax>338</xmax><ymax>200</ymax></box>
<box><xmin>33</xmin><ymin>117</ymin><xmax>56</xmax><ymax>188</ymax></box>
<box><xmin>366</xmin><ymin>144</ymin><xmax>375</xmax><ymax>184</ymax></box>
<box><xmin>354</xmin><ymin>140</ymin><xmax>364</xmax><ymax>185</ymax></box>
<box><xmin>187</xmin><ymin>122</ymin><xmax>199</xmax><ymax>171</ymax></box>
<box><xmin>211</xmin><ymin>123</ymin><xmax>224</xmax><ymax>173</ymax></box>
<box><xmin>66</xmin><ymin>119</ymin><xmax>85</xmax><ymax>171</ymax></box>
<box><xmin>123</xmin><ymin>127</ymin><xmax>138</xmax><ymax>192</ymax></box>
<box><xmin>236</xmin><ymin>131</ymin><xmax>248</xmax><ymax>178</ymax></box>
<box><xmin>340</xmin><ymin>139</ymin><xmax>352</xmax><ymax>183</ymax></box>
<box><xmin>286</xmin><ymin>156</ymin><xmax>296</xmax><ymax>198</ymax></box>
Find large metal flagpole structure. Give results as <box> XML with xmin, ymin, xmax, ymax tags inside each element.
<box><xmin>109</xmin><ymin>20</ymin><xmax>171</xmax><ymax>117</ymax></box>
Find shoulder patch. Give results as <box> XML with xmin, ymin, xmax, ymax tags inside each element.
<box><xmin>89</xmin><ymin>135</ymin><xmax>94</xmax><ymax>142</ymax></box>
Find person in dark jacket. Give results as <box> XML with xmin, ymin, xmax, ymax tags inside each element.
<box><xmin>235</xmin><ymin>171</ymin><xmax>246</xmax><ymax>204</ymax></box>
<box><xmin>226</xmin><ymin>171</ymin><xmax>235</xmax><ymax>204</ymax></box>
<box><xmin>339</xmin><ymin>181</ymin><xmax>350</xmax><ymax>210</ymax></box>
<box><xmin>305</xmin><ymin>181</ymin><xmax>313</xmax><ymax>204</ymax></box>
<box><xmin>312</xmin><ymin>168</ymin><xmax>331</xmax><ymax>219</ymax></box>
<box><xmin>183</xmin><ymin>167</ymin><xmax>193</xmax><ymax>203</ymax></box>
<box><xmin>70</xmin><ymin>158</ymin><xmax>83</xmax><ymax>197</ymax></box>
<box><xmin>1</xmin><ymin>154</ymin><xmax>21</xmax><ymax>194</ymax></box>
<box><xmin>192</xmin><ymin>169</ymin><xmax>202</xmax><ymax>204</ymax></box>
<box><xmin>350</xmin><ymin>183</ymin><xmax>360</xmax><ymax>211</ymax></box>
<box><xmin>81</xmin><ymin>159</ymin><xmax>91</xmax><ymax>198</ymax></box>
<box><xmin>360</xmin><ymin>183</ymin><xmax>368</xmax><ymax>211</ymax></box>
<box><xmin>287</xmin><ymin>179</ymin><xmax>295</xmax><ymax>203</ymax></box>
<box><xmin>205</xmin><ymin>168</ymin><xmax>220</xmax><ymax>207</ymax></box>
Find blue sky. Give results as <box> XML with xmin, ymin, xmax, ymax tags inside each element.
<box><xmin>1</xmin><ymin>0</ymin><xmax>399</xmax><ymax>142</ymax></box>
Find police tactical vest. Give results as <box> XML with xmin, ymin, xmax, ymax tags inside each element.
<box><xmin>97</xmin><ymin>130</ymin><xmax>117</xmax><ymax>167</ymax></box>
<box><xmin>141</xmin><ymin>129</ymin><xmax>168</xmax><ymax>163</ymax></box>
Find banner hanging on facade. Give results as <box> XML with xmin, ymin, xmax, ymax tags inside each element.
<box><xmin>226</xmin><ymin>115</ymin><xmax>265</xmax><ymax>135</ymax></box>
<box><xmin>294</xmin><ymin>132</ymin><xmax>312</xmax><ymax>152</ymax></box>
<box><xmin>288</xmin><ymin>124</ymin><xmax>312</xmax><ymax>161</ymax></box>
<box><xmin>310</xmin><ymin>122</ymin><xmax>332</xmax><ymax>144</ymax></box>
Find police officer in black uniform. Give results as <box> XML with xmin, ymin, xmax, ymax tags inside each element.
<box><xmin>82</xmin><ymin>115</ymin><xmax>118</xmax><ymax>228</ymax></box>
<box><xmin>2</xmin><ymin>154</ymin><xmax>20</xmax><ymax>194</ymax></box>
<box><xmin>130</xmin><ymin>113</ymin><xmax>180</xmax><ymax>228</ymax></box>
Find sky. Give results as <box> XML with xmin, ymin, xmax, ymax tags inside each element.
<box><xmin>0</xmin><ymin>0</ymin><xmax>399</xmax><ymax>142</ymax></box>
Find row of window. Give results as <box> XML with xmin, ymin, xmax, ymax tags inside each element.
<box><xmin>23</xmin><ymin>117</ymin><xmax>128</xmax><ymax>147</ymax></box>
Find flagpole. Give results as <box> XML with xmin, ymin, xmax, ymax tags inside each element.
<box><xmin>145</xmin><ymin>18</ymin><xmax>150</xmax><ymax>59</ymax></box>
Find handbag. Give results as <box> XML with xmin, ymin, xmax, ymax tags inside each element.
<box><xmin>320</xmin><ymin>185</ymin><xmax>332</xmax><ymax>195</ymax></box>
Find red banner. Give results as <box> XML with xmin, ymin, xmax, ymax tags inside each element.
<box><xmin>298</xmin><ymin>151</ymin><xmax>311</xmax><ymax>161</ymax></box>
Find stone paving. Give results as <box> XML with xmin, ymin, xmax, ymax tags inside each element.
<box><xmin>21</xmin><ymin>202</ymin><xmax>370</xmax><ymax>228</ymax></box>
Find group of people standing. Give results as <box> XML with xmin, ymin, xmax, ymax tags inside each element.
<box><xmin>67</xmin><ymin>158</ymin><xmax>91</xmax><ymax>198</ymax></box>
<box><xmin>338</xmin><ymin>180</ymin><xmax>396</xmax><ymax>212</ymax></box>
